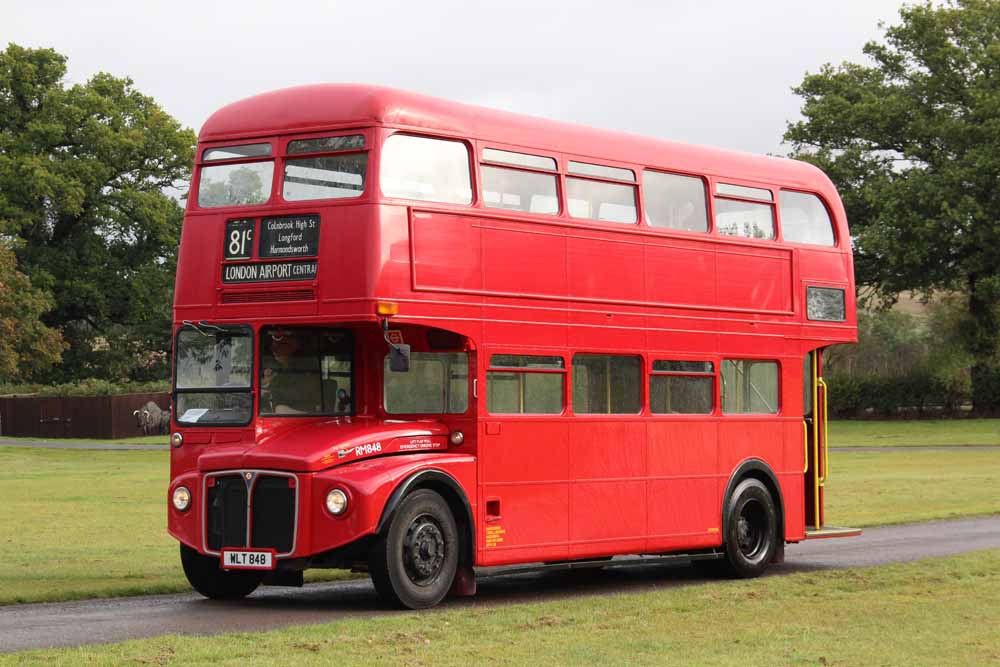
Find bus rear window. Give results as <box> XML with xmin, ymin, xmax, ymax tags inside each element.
<box><xmin>198</xmin><ymin>161</ymin><xmax>274</xmax><ymax>208</ymax></box>
<box><xmin>283</xmin><ymin>154</ymin><xmax>367</xmax><ymax>201</ymax></box>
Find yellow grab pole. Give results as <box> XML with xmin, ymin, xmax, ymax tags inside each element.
<box><xmin>812</xmin><ymin>353</ymin><xmax>821</xmax><ymax>528</ymax></box>
<box><xmin>802</xmin><ymin>420</ymin><xmax>809</xmax><ymax>473</ymax></box>
<box><xmin>818</xmin><ymin>377</ymin><xmax>829</xmax><ymax>486</ymax></box>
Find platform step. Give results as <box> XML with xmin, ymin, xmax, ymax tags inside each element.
<box><xmin>805</xmin><ymin>526</ymin><xmax>863</xmax><ymax>540</ymax></box>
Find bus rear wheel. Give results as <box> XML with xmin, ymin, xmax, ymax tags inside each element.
<box><xmin>369</xmin><ymin>489</ymin><xmax>459</xmax><ymax>609</ymax></box>
<box><xmin>720</xmin><ymin>478</ymin><xmax>777</xmax><ymax>578</ymax></box>
<box><xmin>180</xmin><ymin>544</ymin><xmax>262</xmax><ymax>600</ymax></box>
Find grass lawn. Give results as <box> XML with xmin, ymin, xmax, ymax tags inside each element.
<box><xmin>0</xmin><ymin>447</ymin><xmax>349</xmax><ymax>606</ymax></box>
<box><xmin>0</xmin><ymin>434</ymin><xmax>167</xmax><ymax>445</ymax></box>
<box><xmin>829</xmin><ymin>418</ymin><xmax>1000</xmax><ymax>447</ymax></box>
<box><xmin>825</xmin><ymin>448</ymin><xmax>1000</xmax><ymax>527</ymax></box>
<box><xmin>5</xmin><ymin>549</ymin><xmax>999</xmax><ymax>666</ymax></box>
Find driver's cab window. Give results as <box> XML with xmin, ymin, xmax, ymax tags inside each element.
<box><xmin>260</xmin><ymin>327</ymin><xmax>353</xmax><ymax>416</ymax></box>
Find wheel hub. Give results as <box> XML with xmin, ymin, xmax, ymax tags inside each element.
<box><xmin>737</xmin><ymin>500</ymin><xmax>766</xmax><ymax>559</ymax></box>
<box><xmin>403</xmin><ymin>515</ymin><xmax>446</xmax><ymax>584</ymax></box>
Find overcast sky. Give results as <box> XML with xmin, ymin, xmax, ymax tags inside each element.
<box><xmin>4</xmin><ymin>0</ymin><xmax>906</xmax><ymax>156</ymax></box>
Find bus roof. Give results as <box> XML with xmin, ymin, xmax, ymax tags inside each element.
<box><xmin>200</xmin><ymin>83</ymin><xmax>831</xmax><ymax>191</ymax></box>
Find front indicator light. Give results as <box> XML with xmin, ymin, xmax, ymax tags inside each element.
<box><xmin>326</xmin><ymin>489</ymin><xmax>348</xmax><ymax>515</ymax></box>
<box><xmin>170</xmin><ymin>432</ymin><xmax>183</xmax><ymax>448</ymax></box>
<box><xmin>172</xmin><ymin>486</ymin><xmax>191</xmax><ymax>511</ymax></box>
<box><xmin>450</xmin><ymin>431</ymin><xmax>465</xmax><ymax>445</ymax></box>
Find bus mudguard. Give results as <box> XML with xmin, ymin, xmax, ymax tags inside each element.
<box><xmin>721</xmin><ymin>458</ymin><xmax>786</xmax><ymax>544</ymax></box>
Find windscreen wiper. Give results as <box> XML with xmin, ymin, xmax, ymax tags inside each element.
<box><xmin>182</xmin><ymin>320</ymin><xmax>227</xmax><ymax>337</ymax></box>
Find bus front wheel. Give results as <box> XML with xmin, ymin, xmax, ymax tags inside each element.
<box><xmin>180</xmin><ymin>544</ymin><xmax>262</xmax><ymax>600</ymax></box>
<box><xmin>369</xmin><ymin>489</ymin><xmax>459</xmax><ymax>609</ymax></box>
<box><xmin>720</xmin><ymin>478</ymin><xmax>777</xmax><ymax>578</ymax></box>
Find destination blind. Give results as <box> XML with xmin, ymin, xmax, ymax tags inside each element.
<box><xmin>259</xmin><ymin>214</ymin><xmax>320</xmax><ymax>258</ymax></box>
<box><xmin>222</xmin><ymin>260</ymin><xmax>317</xmax><ymax>283</ymax></box>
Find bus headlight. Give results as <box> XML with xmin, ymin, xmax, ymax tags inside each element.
<box><xmin>172</xmin><ymin>486</ymin><xmax>191</xmax><ymax>511</ymax></box>
<box><xmin>325</xmin><ymin>488</ymin><xmax>348</xmax><ymax>515</ymax></box>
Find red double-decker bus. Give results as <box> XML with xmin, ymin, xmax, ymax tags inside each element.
<box><xmin>168</xmin><ymin>84</ymin><xmax>857</xmax><ymax>609</ymax></box>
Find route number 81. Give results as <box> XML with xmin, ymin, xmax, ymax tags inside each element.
<box><xmin>224</xmin><ymin>220</ymin><xmax>254</xmax><ymax>259</ymax></box>
<box><xmin>230</xmin><ymin>229</ymin><xmax>252</xmax><ymax>256</ymax></box>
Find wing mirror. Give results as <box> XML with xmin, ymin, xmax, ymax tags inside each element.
<box><xmin>389</xmin><ymin>344</ymin><xmax>411</xmax><ymax>373</ymax></box>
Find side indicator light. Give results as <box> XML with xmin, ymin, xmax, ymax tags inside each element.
<box><xmin>376</xmin><ymin>301</ymin><xmax>399</xmax><ymax>316</ymax></box>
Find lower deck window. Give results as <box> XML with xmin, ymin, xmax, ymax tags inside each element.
<box><xmin>650</xmin><ymin>360</ymin><xmax>714</xmax><ymax>414</ymax></box>
<box><xmin>721</xmin><ymin>359</ymin><xmax>779</xmax><ymax>414</ymax></box>
<box><xmin>384</xmin><ymin>352</ymin><xmax>468</xmax><ymax>414</ymax></box>
<box><xmin>487</xmin><ymin>354</ymin><xmax>564</xmax><ymax>414</ymax></box>
<box><xmin>572</xmin><ymin>354</ymin><xmax>641</xmax><ymax>414</ymax></box>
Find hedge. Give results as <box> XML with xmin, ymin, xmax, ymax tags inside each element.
<box><xmin>0</xmin><ymin>379</ymin><xmax>169</xmax><ymax>398</ymax></box>
<box><xmin>825</xmin><ymin>371</ymin><xmax>968</xmax><ymax>418</ymax></box>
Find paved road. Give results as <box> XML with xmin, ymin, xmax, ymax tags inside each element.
<box><xmin>1</xmin><ymin>516</ymin><xmax>997</xmax><ymax>654</ymax></box>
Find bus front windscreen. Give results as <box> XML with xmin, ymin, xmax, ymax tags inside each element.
<box><xmin>174</xmin><ymin>329</ymin><xmax>253</xmax><ymax>425</ymax></box>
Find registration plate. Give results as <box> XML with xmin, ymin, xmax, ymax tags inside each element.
<box><xmin>220</xmin><ymin>549</ymin><xmax>276</xmax><ymax>570</ymax></box>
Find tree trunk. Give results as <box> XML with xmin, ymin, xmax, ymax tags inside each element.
<box><xmin>966</xmin><ymin>274</ymin><xmax>1000</xmax><ymax>416</ymax></box>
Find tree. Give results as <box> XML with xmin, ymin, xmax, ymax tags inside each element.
<box><xmin>0</xmin><ymin>44</ymin><xmax>196</xmax><ymax>382</ymax></box>
<box><xmin>0</xmin><ymin>244</ymin><xmax>66</xmax><ymax>381</ymax></box>
<box><xmin>785</xmin><ymin>0</ymin><xmax>1000</xmax><ymax>414</ymax></box>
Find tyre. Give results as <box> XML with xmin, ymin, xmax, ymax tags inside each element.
<box><xmin>369</xmin><ymin>489</ymin><xmax>459</xmax><ymax>609</ymax></box>
<box><xmin>180</xmin><ymin>544</ymin><xmax>262</xmax><ymax>600</ymax></box>
<box><xmin>719</xmin><ymin>478</ymin><xmax>778</xmax><ymax>578</ymax></box>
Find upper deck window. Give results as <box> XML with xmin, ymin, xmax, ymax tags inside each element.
<box><xmin>566</xmin><ymin>161</ymin><xmax>637</xmax><ymax>224</ymax></box>
<box><xmin>569</xmin><ymin>161</ymin><xmax>635</xmax><ymax>182</ymax></box>
<box><xmin>643</xmin><ymin>170</ymin><xmax>709</xmax><ymax>232</ymax></box>
<box><xmin>717</xmin><ymin>182</ymin><xmax>773</xmax><ymax>201</ymax></box>
<box><xmin>715</xmin><ymin>198</ymin><xmax>775</xmax><ymax>240</ymax></box>
<box><xmin>481</xmin><ymin>148</ymin><xmax>559</xmax><ymax>215</ymax></box>
<box><xmin>203</xmin><ymin>143</ymin><xmax>272</xmax><ymax>161</ymax></box>
<box><xmin>380</xmin><ymin>134</ymin><xmax>472</xmax><ymax>205</ymax></box>
<box><xmin>483</xmin><ymin>148</ymin><xmax>556</xmax><ymax>171</ymax></box>
<box><xmin>780</xmin><ymin>191</ymin><xmax>835</xmax><ymax>246</ymax></box>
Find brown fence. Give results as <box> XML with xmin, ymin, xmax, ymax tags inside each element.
<box><xmin>0</xmin><ymin>392</ymin><xmax>171</xmax><ymax>440</ymax></box>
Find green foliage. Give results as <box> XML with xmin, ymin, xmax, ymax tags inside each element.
<box><xmin>825</xmin><ymin>304</ymin><xmax>971</xmax><ymax>417</ymax></box>
<box><xmin>0</xmin><ymin>378</ymin><xmax>168</xmax><ymax>397</ymax></box>
<box><xmin>0</xmin><ymin>245</ymin><xmax>65</xmax><ymax>380</ymax></box>
<box><xmin>826</xmin><ymin>371</ymin><xmax>968</xmax><ymax>418</ymax></box>
<box><xmin>785</xmin><ymin>1</ymin><xmax>1000</xmax><ymax>412</ymax></box>
<box><xmin>0</xmin><ymin>43</ymin><xmax>196</xmax><ymax>383</ymax></box>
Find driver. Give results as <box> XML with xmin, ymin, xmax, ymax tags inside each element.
<box><xmin>261</xmin><ymin>329</ymin><xmax>320</xmax><ymax>414</ymax></box>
